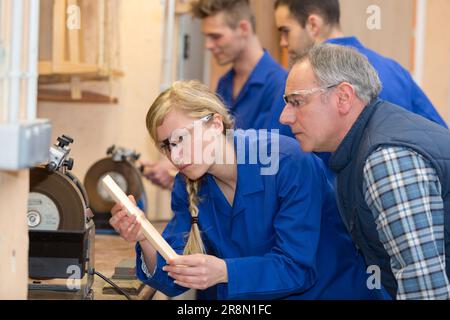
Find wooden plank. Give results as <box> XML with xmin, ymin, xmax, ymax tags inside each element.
<box><xmin>70</xmin><ymin>76</ymin><xmax>82</xmax><ymax>100</ymax></box>
<box><xmin>40</xmin><ymin>61</ymin><xmax>99</xmax><ymax>75</ymax></box>
<box><xmin>0</xmin><ymin>171</ymin><xmax>29</xmax><ymax>299</ymax></box>
<box><xmin>52</xmin><ymin>62</ymin><xmax>98</xmax><ymax>74</ymax></box>
<box><xmin>98</xmin><ymin>0</ymin><xmax>106</xmax><ymax>69</ymax></box>
<box><xmin>38</xmin><ymin>71</ymin><xmax>124</xmax><ymax>84</ymax></box>
<box><xmin>67</xmin><ymin>0</ymin><xmax>80</xmax><ymax>63</ymax></box>
<box><xmin>52</xmin><ymin>0</ymin><xmax>67</xmax><ymax>66</ymax></box>
<box><xmin>38</xmin><ymin>88</ymin><xmax>118</xmax><ymax>104</ymax></box>
<box><xmin>102</xmin><ymin>176</ymin><xmax>179</xmax><ymax>262</ymax></box>
<box><xmin>61</xmin><ymin>0</ymin><xmax>82</xmax><ymax>100</ymax></box>
<box><xmin>38</xmin><ymin>61</ymin><xmax>54</xmax><ymax>75</ymax></box>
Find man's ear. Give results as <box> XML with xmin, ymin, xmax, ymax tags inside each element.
<box><xmin>305</xmin><ymin>14</ymin><xmax>324</xmax><ymax>39</ymax></box>
<box><xmin>238</xmin><ymin>19</ymin><xmax>252</xmax><ymax>36</ymax></box>
<box><xmin>335</xmin><ymin>83</ymin><xmax>355</xmax><ymax>115</ymax></box>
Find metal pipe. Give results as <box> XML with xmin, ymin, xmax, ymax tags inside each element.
<box><xmin>1</xmin><ymin>0</ymin><xmax>12</xmax><ymax>121</ymax></box>
<box><xmin>154</xmin><ymin>0</ymin><xmax>174</xmax><ymax>222</ymax></box>
<box><xmin>0</xmin><ymin>0</ymin><xmax>7</xmax><ymax>121</ymax></box>
<box><xmin>160</xmin><ymin>0</ymin><xmax>175</xmax><ymax>91</ymax></box>
<box><xmin>98</xmin><ymin>0</ymin><xmax>105</xmax><ymax>70</ymax></box>
<box><xmin>159</xmin><ymin>0</ymin><xmax>167</xmax><ymax>85</ymax></box>
<box><xmin>448</xmin><ymin>69</ymin><xmax>450</xmax><ymax>125</ymax></box>
<box><xmin>8</xmin><ymin>0</ymin><xmax>24</xmax><ymax>123</ymax></box>
<box><xmin>413</xmin><ymin>0</ymin><xmax>427</xmax><ymax>86</ymax></box>
<box><xmin>26</xmin><ymin>0</ymin><xmax>40</xmax><ymax>120</ymax></box>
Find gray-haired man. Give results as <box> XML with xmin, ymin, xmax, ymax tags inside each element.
<box><xmin>280</xmin><ymin>43</ymin><xmax>450</xmax><ymax>300</ymax></box>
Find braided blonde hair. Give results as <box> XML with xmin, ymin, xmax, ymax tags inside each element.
<box><xmin>146</xmin><ymin>81</ymin><xmax>234</xmax><ymax>255</ymax></box>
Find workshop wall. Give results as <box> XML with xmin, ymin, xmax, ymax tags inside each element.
<box><xmin>208</xmin><ymin>0</ymin><xmax>415</xmax><ymax>95</ymax></box>
<box><xmin>0</xmin><ymin>171</ymin><xmax>29</xmax><ymax>299</ymax></box>
<box><xmin>340</xmin><ymin>0</ymin><xmax>414</xmax><ymax>72</ymax></box>
<box><xmin>208</xmin><ymin>0</ymin><xmax>449</xmax><ymax>125</ymax></box>
<box><xmin>340</xmin><ymin>0</ymin><xmax>449</xmax><ymax>125</ymax></box>
<box><xmin>423</xmin><ymin>0</ymin><xmax>450</xmax><ymax>124</ymax></box>
<box><xmin>37</xmin><ymin>0</ymin><xmax>169</xmax><ymax>221</ymax></box>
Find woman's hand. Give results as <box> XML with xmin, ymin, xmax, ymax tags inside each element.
<box><xmin>163</xmin><ymin>254</ymin><xmax>228</xmax><ymax>290</ymax></box>
<box><xmin>109</xmin><ymin>195</ymin><xmax>146</xmax><ymax>242</ymax></box>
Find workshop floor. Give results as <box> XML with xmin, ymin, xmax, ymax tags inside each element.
<box><xmin>93</xmin><ymin>221</ymin><xmax>170</xmax><ymax>300</ymax></box>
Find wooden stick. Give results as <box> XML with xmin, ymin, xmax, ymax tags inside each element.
<box><xmin>102</xmin><ymin>175</ymin><xmax>179</xmax><ymax>262</ymax></box>
<box><xmin>67</xmin><ymin>0</ymin><xmax>82</xmax><ymax>100</ymax></box>
<box><xmin>67</xmin><ymin>0</ymin><xmax>80</xmax><ymax>64</ymax></box>
<box><xmin>70</xmin><ymin>76</ymin><xmax>82</xmax><ymax>100</ymax></box>
<box><xmin>97</xmin><ymin>0</ymin><xmax>106</xmax><ymax>72</ymax></box>
<box><xmin>39</xmin><ymin>61</ymin><xmax>99</xmax><ymax>75</ymax></box>
<box><xmin>52</xmin><ymin>0</ymin><xmax>66</xmax><ymax>68</ymax></box>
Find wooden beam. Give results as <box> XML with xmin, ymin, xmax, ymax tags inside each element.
<box><xmin>67</xmin><ymin>0</ymin><xmax>80</xmax><ymax>63</ymax></box>
<box><xmin>38</xmin><ymin>61</ymin><xmax>54</xmax><ymax>75</ymax></box>
<box><xmin>70</xmin><ymin>76</ymin><xmax>82</xmax><ymax>100</ymax></box>
<box><xmin>102</xmin><ymin>176</ymin><xmax>179</xmax><ymax>262</ymax></box>
<box><xmin>52</xmin><ymin>0</ymin><xmax>67</xmax><ymax>65</ymax></box>
<box><xmin>66</xmin><ymin>0</ymin><xmax>82</xmax><ymax>100</ymax></box>
<box><xmin>98</xmin><ymin>0</ymin><xmax>106</xmax><ymax>70</ymax></box>
<box><xmin>0</xmin><ymin>170</ymin><xmax>29</xmax><ymax>299</ymax></box>
<box><xmin>39</xmin><ymin>61</ymin><xmax>99</xmax><ymax>75</ymax></box>
<box><xmin>38</xmin><ymin>88</ymin><xmax>119</xmax><ymax>104</ymax></box>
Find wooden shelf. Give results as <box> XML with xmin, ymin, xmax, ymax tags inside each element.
<box><xmin>39</xmin><ymin>61</ymin><xmax>100</xmax><ymax>76</ymax></box>
<box><xmin>38</xmin><ymin>88</ymin><xmax>118</xmax><ymax>104</ymax></box>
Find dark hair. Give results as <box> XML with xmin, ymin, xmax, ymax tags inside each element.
<box><xmin>191</xmin><ymin>0</ymin><xmax>256</xmax><ymax>31</ymax></box>
<box><xmin>274</xmin><ymin>0</ymin><xmax>340</xmax><ymax>27</ymax></box>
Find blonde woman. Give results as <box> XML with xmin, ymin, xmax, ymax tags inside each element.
<box><xmin>109</xmin><ymin>81</ymin><xmax>386</xmax><ymax>300</ymax></box>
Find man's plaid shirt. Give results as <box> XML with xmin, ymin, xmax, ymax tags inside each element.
<box><xmin>363</xmin><ymin>146</ymin><xmax>450</xmax><ymax>300</ymax></box>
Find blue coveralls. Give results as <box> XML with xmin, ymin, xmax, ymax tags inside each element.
<box><xmin>216</xmin><ymin>50</ymin><xmax>293</xmax><ymax>137</ymax></box>
<box><xmin>136</xmin><ymin>132</ymin><xmax>388</xmax><ymax>300</ymax></box>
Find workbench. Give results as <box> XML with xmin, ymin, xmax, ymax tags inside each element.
<box><xmin>92</xmin><ymin>234</ymin><xmax>156</xmax><ymax>300</ymax></box>
<box><xmin>28</xmin><ymin>222</ymin><xmax>169</xmax><ymax>300</ymax></box>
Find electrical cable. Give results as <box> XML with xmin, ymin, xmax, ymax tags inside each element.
<box><xmin>90</xmin><ymin>268</ymin><xmax>133</xmax><ymax>300</ymax></box>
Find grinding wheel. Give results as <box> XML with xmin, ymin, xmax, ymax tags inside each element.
<box><xmin>29</xmin><ymin>167</ymin><xmax>86</xmax><ymax>231</ymax></box>
<box><xmin>84</xmin><ymin>158</ymin><xmax>146</xmax><ymax>215</ymax></box>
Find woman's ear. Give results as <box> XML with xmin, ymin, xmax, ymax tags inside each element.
<box><xmin>211</xmin><ymin>114</ymin><xmax>224</xmax><ymax>134</ymax></box>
